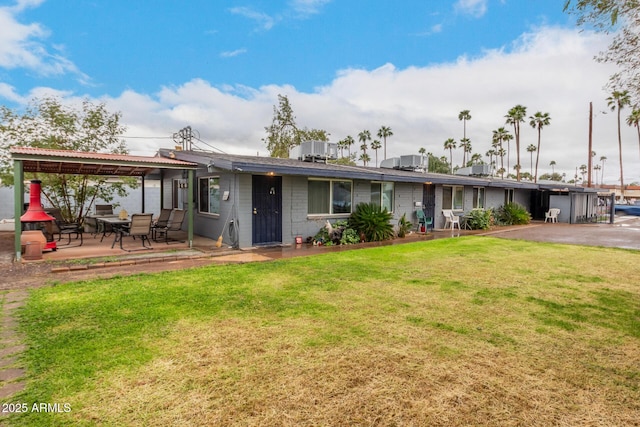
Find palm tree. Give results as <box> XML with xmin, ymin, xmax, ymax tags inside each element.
<box><xmin>594</xmin><ymin>164</ymin><xmax>602</xmax><ymax>186</ymax></box>
<box><xmin>626</xmin><ymin>107</ymin><xmax>640</xmax><ymax>162</ymax></box>
<box><xmin>526</xmin><ymin>144</ymin><xmax>537</xmax><ymax>176</ymax></box>
<box><xmin>443</xmin><ymin>138</ymin><xmax>457</xmax><ymax>173</ymax></box>
<box><xmin>492</xmin><ymin>127</ymin><xmax>511</xmax><ymax>178</ymax></box>
<box><xmin>370</xmin><ymin>139</ymin><xmax>382</xmax><ymax>167</ymax></box>
<box><xmin>600</xmin><ymin>156</ymin><xmax>607</xmax><ymax>185</ymax></box>
<box><xmin>377</xmin><ymin>126</ymin><xmax>393</xmax><ymax>160</ymax></box>
<box><xmin>607</xmin><ymin>90</ymin><xmax>631</xmax><ymax>190</ymax></box>
<box><xmin>497</xmin><ymin>147</ymin><xmax>506</xmax><ymax>178</ymax></box>
<box><xmin>358</xmin><ymin>152</ymin><xmax>371</xmax><ymax>166</ymax></box>
<box><xmin>357</xmin><ymin>130</ymin><xmax>371</xmax><ymax>164</ymax></box>
<box><xmin>344</xmin><ymin>135</ymin><xmax>355</xmax><ymax>158</ymax></box>
<box><xmin>470</xmin><ymin>153</ymin><xmax>482</xmax><ymax>164</ymax></box>
<box><xmin>529</xmin><ymin>111</ymin><xmax>551</xmax><ymax>183</ymax></box>
<box><xmin>505</xmin><ymin>105</ymin><xmax>527</xmax><ymax>181</ymax></box>
<box><xmin>459</xmin><ymin>137</ymin><xmax>471</xmax><ymax>166</ymax></box>
<box><xmin>418</xmin><ymin>147</ymin><xmax>426</xmax><ymax>168</ymax></box>
<box><xmin>550</xmin><ymin>160</ymin><xmax>556</xmax><ymax>175</ymax></box>
<box><xmin>458</xmin><ymin>109</ymin><xmax>471</xmax><ymax>160</ymax></box>
<box><xmin>579</xmin><ymin>164</ymin><xmax>588</xmax><ymax>183</ymax></box>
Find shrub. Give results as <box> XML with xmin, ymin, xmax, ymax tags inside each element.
<box><xmin>494</xmin><ymin>203</ymin><xmax>531</xmax><ymax>225</ymax></box>
<box><xmin>465</xmin><ymin>209</ymin><xmax>492</xmax><ymax>230</ymax></box>
<box><xmin>348</xmin><ymin>203</ymin><xmax>394</xmax><ymax>242</ymax></box>
<box><xmin>397</xmin><ymin>213</ymin><xmax>412</xmax><ymax>237</ymax></box>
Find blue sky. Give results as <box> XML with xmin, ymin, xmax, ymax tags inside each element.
<box><xmin>1</xmin><ymin>0</ymin><xmax>638</xmax><ymax>183</ymax></box>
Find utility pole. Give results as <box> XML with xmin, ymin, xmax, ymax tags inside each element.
<box><xmin>173</xmin><ymin>126</ymin><xmax>193</xmax><ymax>151</ymax></box>
<box><xmin>588</xmin><ymin>102</ymin><xmax>593</xmax><ymax>187</ymax></box>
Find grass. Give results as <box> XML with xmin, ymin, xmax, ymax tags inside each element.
<box><xmin>5</xmin><ymin>236</ymin><xmax>640</xmax><ymax>426</ymax></box>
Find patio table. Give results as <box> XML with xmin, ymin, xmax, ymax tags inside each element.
<box><xmin>96</xmin><ymin>217</ymin><xmax>130</xmax><ymax>242</ymax></box>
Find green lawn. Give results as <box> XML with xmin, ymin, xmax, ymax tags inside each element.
<box><xmin>5</xmin><ymin>236</ymin><xmax>640</xmax><ymax>426</ymax></box>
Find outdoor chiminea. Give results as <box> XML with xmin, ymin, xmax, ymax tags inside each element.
<box><xmin>20</xmin><ymin>179</ymin><xmax>57</xmax><ymax>251</ymax></box>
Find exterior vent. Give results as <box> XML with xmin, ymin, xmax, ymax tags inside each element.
<box><xmin>455</xmin><ymin>165</ymin><xmax>491</xmax><ymax>176</ymax></box>
<box><xmin>297</xmin><ymin>141</ymin><xmax>338</xmax><ymax>162</ymax></box>
<box><xmin>380</xmin><ymin>157</ymin><xmax>400</xmax><ymax>169</ymax></box>
<box><xmin>380</xmin><ymin>155</ymin><xmax>426</xmax><ymax>172</ymax></box>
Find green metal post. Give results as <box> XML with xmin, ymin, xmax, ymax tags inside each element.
<box><xmin>13</xmin><ymin>161</ymin><xmax>23</xmax><ymax>262</ymax></box>
<box><xmin>187</xmin><ymin>169</ymin><xmax>194</xmax><ymax>248</ymax></box>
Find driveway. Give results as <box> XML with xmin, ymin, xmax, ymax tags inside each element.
<box><xmin>483</xmin><ymin>215</ymin><xmax>640</xmax><ymax>251</ymax></box>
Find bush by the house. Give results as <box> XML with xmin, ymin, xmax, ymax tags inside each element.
<box><xmin>465</xmin><ymin>208</ymin><xmax>493</xmax><ymax>230</ymax></box>
<box><xmin>494</xmin><ymin>203</ymin><xmax>531</xmax><ymax>225</ymax></box>
<box><xmin>397</xmin><ymin>213</ymin><xmax>412</xmax><ymax>237</ymax></box>
<box><xmin>348</xmin><ymin>203</ymin><xmax>394</xmax><ymax>242</ymax></box>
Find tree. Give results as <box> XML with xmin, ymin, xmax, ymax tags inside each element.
<box><xmin>377</xmin><ymin>126</ymin><xmax>393</xmax><ymax>160</ymax></box>
<box><xmin>606</xmin><ymin>89</ymin><xmax>631</xmax><ymax>189</ymax></box>
<box><xmin>626</xmin><ymin>107</ymin><xmax>640</xmax><ymax>161</ymax></box>
<box><xmin>443</xmin><ymin>138</ymin><xmax>457</xmax><ymax>173</ymax></box>
<box><xmin>358</xmin><ymin>152</ymin><xmax>371</xmax><ymax>166</ymax></box>
<box><xmin>458</xmin><ymin>110</ymin><xmax>471</xmax><ymax>140</ymax></box>
<box><xmin>550</xmin><ymin>160</ymin><xmax>557</xmax><ymax>175</ymax></box>
<box><xmin>564</xmin><ymin>1</ymin><xmax>640</xmax><ymax>102</ymax></box>
<box><xmin>344</xmin><ymin>135</ymin><xmax>355</xmax><ymax>158</ymax></box>
<box><xmin>459</xmin><ymin>137</ymin><xmax>471</xmax><ymax>166</ymax></box>
<box><xmin>526</xmin><ymin>144</ymin><xmax>537</xmax><ymax>176</ymax></box>
<box><xmin>298</xmin><ymin>128</ymin><xmax>330</xmax><ymax>143</ymax></box>
<box><xmin>594</xmin><ymin>164</ymin><xmax>602</xmax><ymax>185</ymax></box>
<box><xmin>600</xmin><ymin>155</ymin><xmax>607</xmax><ymax>184</ymax></box>
<box><xmin>370</xmin><ymin>139</ymin><xmax>382</xmax><ymax>167</ymax></box>
<box><xmin>418</xmin><ymin>147</ymin><xmax>426</xmax><ymax>168</ymax></box>
<box><xmin>505</xmin><ymin>105</ymin><xmax>527</xmax><ymax>181</ymax></box>
<box><xmin>263</xmin><ymin>94</ymin><xmax>300</xmax><ymax>158</ymax></box>
<box><xmin>529</xmin><ymin>111</ymin><xmax>551</xmax><ymax>182</ymax></box>
<box><xmin>492</xmin><ymin>127</ymin><xmax>511</xmax><ymax>179</ymax></box>
<box><xmin>0</xmin><ymin>97</ymin><xmax>134</xmax><ymax>223</ymax></box>
<box><xmin>358</xmin><ymin>130</ymin><xmax>371</xmax><ymax>165</ymax></box>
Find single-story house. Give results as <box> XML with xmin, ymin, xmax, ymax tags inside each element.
<box><xmin>156</xmin><ymin>145</ymin><xmax>605</xmax><ymax>249</ymax></box>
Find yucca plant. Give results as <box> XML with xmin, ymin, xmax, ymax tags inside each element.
<box><xmin>495</xmin><ymin>203</ymin><xmax>531</xmax><ymax>225</ymax></box>
<box><xmin>348</xmin><ymin>203</ymin><xmax>394</xmax><ymax>242</ymax></box>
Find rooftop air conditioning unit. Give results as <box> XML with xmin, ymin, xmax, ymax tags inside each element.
<box><xmin>399</xmin><ymin>155</ymin><xmax>425</xmax><ymax>171</ymax></box>
<box><xmin>380</xmin><ymin>157</ymin><xmax>400</xmax><ymax>169</ymax></box>
<box><xmin>298</xmin><ymin>141</ymin><xmax>338</xmax><ymax>162</ymax></box>
<box><xmin>455</xmin><ymin>164</ymin><xmax>491</xmax><ymax>176</ymax></box>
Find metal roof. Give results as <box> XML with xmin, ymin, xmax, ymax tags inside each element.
<box><xmin>160</xmin><ymin>149</ymin><xmax>541</xmax><ymax>188</ymax></box>
<box><xmin>10</xmin><ymin>147</ymin><xmax>198</xmax><ymax>177</ymax></box>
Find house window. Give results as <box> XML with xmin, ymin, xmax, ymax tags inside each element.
<box><xmin>371</xmin><ymin>182</ymin><xmax>394</xmax><ymax>212</ymax></box>
<box><xmin>473</xmin><ymin>187</ymin><xmax>485</xmax><ymax>209</ymax></box>
<box><xmin>443</xmin><ymin>185</ymin><xmax>464</xmax><ymax>210</ymax></box>
<box><xmin>199</xmin><ymin>177</ymin><xmax>220</xmax><ymax>214</ymax></box>
<box><xmin>505</xmin><ymin>188</ymin><xmax>514</xmax><ymax>204</ymax></box>
<box><xmin>308</xmin><ymin>179</ymin><xmax>352</xmax><ymax>215</ymax></box>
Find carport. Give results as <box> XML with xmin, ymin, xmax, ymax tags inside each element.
<box><xmin>10</xmin><ymin>147</ymin><xmax>198</xmax><ymax>261</ymax></box>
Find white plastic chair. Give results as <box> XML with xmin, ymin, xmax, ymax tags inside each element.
<box><xmin>449</xmin><ymin>211</ymin><xmax>460</xmax><ymax>229</ymax></box>
<box><xmin>545</xmin><ymin>208</ymin><xmax>560</xmax><ymax>223</ymax></box>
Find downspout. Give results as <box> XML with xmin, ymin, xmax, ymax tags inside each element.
<box><xmin>13</xmin><ymin>160</ymin><xmax>24</xmax><ymax>262</ymax></box>
<box><xmin>187</xmin><ymin>169</ymin><xmax>194</xmax><ymax>248</ymax></box>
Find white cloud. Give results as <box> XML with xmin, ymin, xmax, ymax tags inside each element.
<box><xmin>0</xmin><ymin>0</ymin><xmax>88</xmax><ymax>82</ymax></box>
<box><xmin>455</xmin><ymin>0</ymin><xmax>488</xmax><ymax>18</ymax></box>
<box><xmin>228</xmin><ymin>7</ymin><xmax>276</xmax><ymax>31</ymax></box>
<box><xmin>220</xmin><ymin>48</ymin><xmax>248</xmax><ymax>58</ymax></box>
<box><xmin>289</xmin><ymin>0</ymin><xmax>332</xmax><ymax>18</ymax></box>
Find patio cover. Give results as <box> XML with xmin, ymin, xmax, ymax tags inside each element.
<box><xmin>10</xmin><ymin>147</ymin><xmax>198</xmax><ymax>261</ymax></box>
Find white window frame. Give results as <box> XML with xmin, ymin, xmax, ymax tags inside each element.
<box><xmin>371</xmin><ymin>181</ymin><xmax>394</xmax><ymax>212</ymax></box>
<box><xmin>505</xmin><ymin>188</ymin><xmax>515</xmax><ymax>204</ymax></box>
<box><xmin>473</xmin><ymin>187</ymin><xmax>485</xmax><ymax>209</ymax></box>
<box><xmin>198</xmin><ymin>176</ymin><xmax>221</xmax><ymax>215</ymax></box>
<box><xmin>443</xmin><ymin>185</ymin><xmax>464</xmax><ymax>211</ymax></box>
<box><xmin>308</xmin><ymin>179</ymin><xmax>353</xmax><ymax>216</ymax></box>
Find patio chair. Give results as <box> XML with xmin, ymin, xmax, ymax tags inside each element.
<box><xmin>150</xmin><ymin>208</ymin><xmax>172</xmax><ymax>239</ymax></box>
<box><xmin>416</xmin><ymin>210</ymin><xmax>433</xmax><ymax>232</ymax></box>
<box><xmin>46</xmin><ymin>208</ymin><xmax>83</xmax><ymax>246</ymax></box>
<box><xmin>545</xmin><ymin>208</ymin><xmax>560</xmax><ymax>223</ymax></box>
<box><xmin>111</xmin><ymin>213</ymin><xmax>153</xmax><ymax>251</ymax></box>
<box><xmin>442</xmin><ymin>209</ymin><xmax>460</xmax><ymax>230</ymax></box>
<box><xmin>154</xmin><ymin>209</ymin><xmax>186</xmax><ymax>244</ymax></box>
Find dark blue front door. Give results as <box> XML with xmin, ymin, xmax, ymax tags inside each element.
<box><xmin>252</xmin><ymin>175</ymin><xmax>282</xmax><ymax>245</ymax></box>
